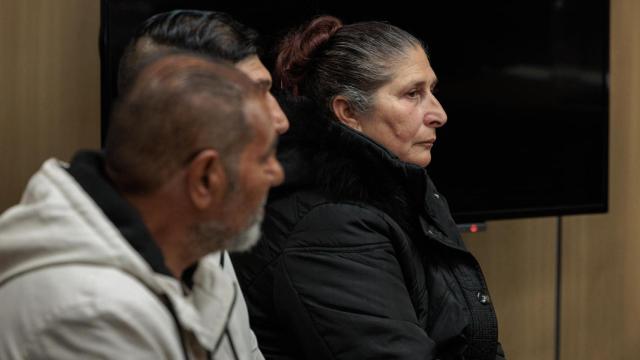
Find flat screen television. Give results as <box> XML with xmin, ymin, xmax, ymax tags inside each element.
<box><xmin>100</xmin><ymin>0</ymin><xmax>609</xmax><ymax>223</ymax></box>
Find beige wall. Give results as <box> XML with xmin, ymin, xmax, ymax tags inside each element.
<box><xmin>0</xmin><ymin>0</ymin><xmax>100</xmax><ymax>211</ymax></box>
<box><xmin>1</xmin><ymin>0</ymin><xmax>639</xmax><ymax>359</ymax></box>
<box><xmin>465</xmin><ymin>218</ymin><xmax>558</xmax><ymax>360</ymax></box>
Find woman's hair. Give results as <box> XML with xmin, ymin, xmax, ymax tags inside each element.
<box><xmin>275</xmin><ymin>15</ymin><xmax>424</xmax><ymax>115</ymax></box>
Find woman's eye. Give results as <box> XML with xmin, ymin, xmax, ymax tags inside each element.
<box><xmin>407</xmin><ymin>90</ymin><xmax>420</xmax><ymax>98</ymax></box>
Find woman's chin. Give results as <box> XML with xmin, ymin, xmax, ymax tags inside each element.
<box><xmin>405</xmin><ymin>152</ymin><xmax>431</xmax><ymax>168</ymax></box>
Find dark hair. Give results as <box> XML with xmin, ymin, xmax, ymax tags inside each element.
<box><xmin>106</xmin><ymin>53</ymin><xmax>260</xmax><ymax>194</ymax></box>
<box><xmin>275</xmin><ymin>15</ymin><xmax>424</xmax><ymax>115</ymax></box>
<box><xmin>118</xmin><ymin>9</ymin><xmax>259</xmax><ymax>92</ymax></box>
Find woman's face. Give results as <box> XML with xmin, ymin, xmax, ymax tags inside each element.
<box><xmin>356</xmin><ymin>46</ymin><xmax>447</xmax><ymax>167</ymax></box>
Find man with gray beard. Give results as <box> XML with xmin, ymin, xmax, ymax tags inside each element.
<box><xmin>0</xmin><ymin>53</ymin><xmax>283</xmax><ymax>359</ymax></box>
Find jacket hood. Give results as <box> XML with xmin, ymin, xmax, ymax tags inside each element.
<box><xmin>0</xmin><ymin>158</ymin><xmax>155</xmax><ymax>289</ymax></box>
<box><xmin>0</xmin><ymin>156</ymin><xmax>240</xmax><ymax>352</ymax></box>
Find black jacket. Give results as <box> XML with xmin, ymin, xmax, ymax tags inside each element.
<box><xmin>232</xmin><ymin>97</ymin><xmax>505</xmax><ymax>360</ymax></box>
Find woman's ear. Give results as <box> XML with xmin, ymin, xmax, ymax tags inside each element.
<box><xmin>332</xmin><ymin>96</ymin><xmax>362</xmax><ymax>131</ymax></box>
<box><xmin>185</xmin><ymin>149</ymin><xmax>227</xmax><ymax>211</ymax></box>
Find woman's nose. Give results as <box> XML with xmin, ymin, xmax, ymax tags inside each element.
<box><xmin>425</xmin><ymin>95</ymin><xmax>447</xmax><ymax>128</ymax></box>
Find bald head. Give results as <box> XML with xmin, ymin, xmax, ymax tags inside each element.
<box><xmin>105</xmin><ymin>53</ymin><xmax>261</xmax><ymax>194</ymax></box>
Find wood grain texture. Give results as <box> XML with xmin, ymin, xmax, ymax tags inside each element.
<box><xmin>464</xmin><ymin>218</ymin><xmax>557</xmax><ymax>360</ymax></box>
<box><xmin>560</xmin><ymin>0</ymin><xmax>640</xmax><ymax>358</ymax></box>
<box><xmin>0</xmin><ymin>0</ymin><xmax>100</xmax><ymax>211</ymax></box>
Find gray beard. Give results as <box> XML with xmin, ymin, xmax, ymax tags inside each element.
<box><xmin>191</xmin><ymin>211</ymin><xmax>263</xmax><ymax>254</ymax></box>
<box><xmin>227</xmin><ymin>217</ymin><xmax>262</xmax><ymax>252</ymax></box>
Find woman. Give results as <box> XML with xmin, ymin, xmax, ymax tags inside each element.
<box><xmin>232</xmin><ymin>16</ymin><xmax>505</xmax><ymax>360</ymax></box>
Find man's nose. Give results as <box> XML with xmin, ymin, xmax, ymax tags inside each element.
<box><xmin>268</xmin><ymin>93</ymin><xmax>289</xmax><ymax>134</ymax></box>
<box><xmin>271</xmin><ymin>157</ymin><xmax>285</xmax><ymax>187</ymax></box>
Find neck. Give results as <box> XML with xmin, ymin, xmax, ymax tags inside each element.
<box><xmin>122</xmin><ymin>179</ymin><xmax>205</xmax><ymax>279</ymax></box>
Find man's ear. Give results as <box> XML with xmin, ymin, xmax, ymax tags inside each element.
<box><xmin>185</xmin><ymin>149</ymin><xmax>226</xmax><ymax>210</ymax></box>
<box><xmin>331</xmin><ymin>96</ymin><xmax>362</xmax><ymax>131</ymax></box>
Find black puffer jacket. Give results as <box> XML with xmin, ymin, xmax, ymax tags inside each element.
<box><xmin>231</xmin><ymin>97</ymin><xmax>505</xmax><ymax>360</ymax></box>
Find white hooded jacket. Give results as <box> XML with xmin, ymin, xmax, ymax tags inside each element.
<box><xmin>0</xmin><ymin>155</ymin><xmax>263</xmax><ymax>360</ymax></box>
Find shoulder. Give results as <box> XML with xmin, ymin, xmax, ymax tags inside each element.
<box><xmin>0</xmin><ymin>265</ymin><xmax>179</xmax><ymax>358</ymax></box>
<box><xmin>3</xmin><ymin>264</ymin><xmax>172</xmax><ymax>324</ymax></box>
<box><xmin>284</xmin><ymin>201</ymin><xmax>401</xmax><ymax>249</ymax></box>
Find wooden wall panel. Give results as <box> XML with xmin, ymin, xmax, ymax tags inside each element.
<box><xmin>0</xmin><ymin>0</ymin><xmax>100</xmax><ymax>212</ymax></box>
<box><xmin>560</xmin><ymin>0</ymin><xmax>640</xmax><ymax>358</ymax></box>
<box><xmin>464</xmin><ymin>218</ymin><xmax>557</xmax><ymax>360</ymax></box>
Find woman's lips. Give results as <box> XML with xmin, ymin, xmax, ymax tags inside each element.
<box><xmin>416</xmin><ymin>138</ymin><xmax>436</xmax><ymax>149</ymax></box>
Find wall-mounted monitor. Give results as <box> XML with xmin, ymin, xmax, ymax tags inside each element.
<box><xmin>101</xmin><ymin>0</ymin><xmax>609</xmax><ymax>223</ymax></box>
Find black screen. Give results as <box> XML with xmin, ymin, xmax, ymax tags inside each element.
<box><xmin>101</xmin><ymin>0</ymin><xmax>609</xmax><ymax>223</ymax></box>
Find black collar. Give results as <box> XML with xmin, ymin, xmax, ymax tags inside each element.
<box><xmin>275</xmin><ymin>94</ymin><xmax>465</xmax><ymax>251</ymax></box>
<box><xmin>66</xmin><ymin>151</ymin><xmax>173</xmax><ymax>277</ymax></box>
<box><xmin>275</xmin><ymin>95</ymin><xmax>428</xmax><ymax>210</ymax></box>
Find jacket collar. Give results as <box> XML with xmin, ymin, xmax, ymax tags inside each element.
<box><xmin>275</xmin><ymin>95</ymin><xmax>466</xmax><ymax>251</ymax></box>
<box><xmin>66</xmin><ymin>151</ymin><xmax>237</xmax><ymax>350</ymax></box>
<box><xmin>66</xmin><ymin>150</ymin><xmax>173</xmax><ymax>277</ymax></box>
<box><xmin>275</xmin><ymin>95</ymin><xmax>428</xmax><ymax>208</ymax></box>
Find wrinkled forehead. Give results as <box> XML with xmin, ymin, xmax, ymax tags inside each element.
<box><xmin>386</xmin><ymin>46</ymin><xmax>436</xmax><ymax>83</ymax></box>
<box><xmin>391</xmin><ymin>45</ymin><xmax>431</xmax><ymax>70</ymax></box>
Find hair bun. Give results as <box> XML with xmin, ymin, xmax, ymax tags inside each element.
<box><xmin>275</xmin><ymin>16</ymin><xmax>342</xmax><ymax>95</ymax></box>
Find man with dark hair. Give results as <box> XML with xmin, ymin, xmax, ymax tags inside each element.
<box><xmin>115</xmin><ymin>12</ymin><xmax>290</xmax><ymax>360</ymax></box>
<box><xmin>0</xmin><ymin>53</ymin><xmax>283</xmax><ymax>359</ymax></box>
<box><xmin>119</xmin><ymin>9</ymin><xmax>289</xmax><ymax>134</ymax></box>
